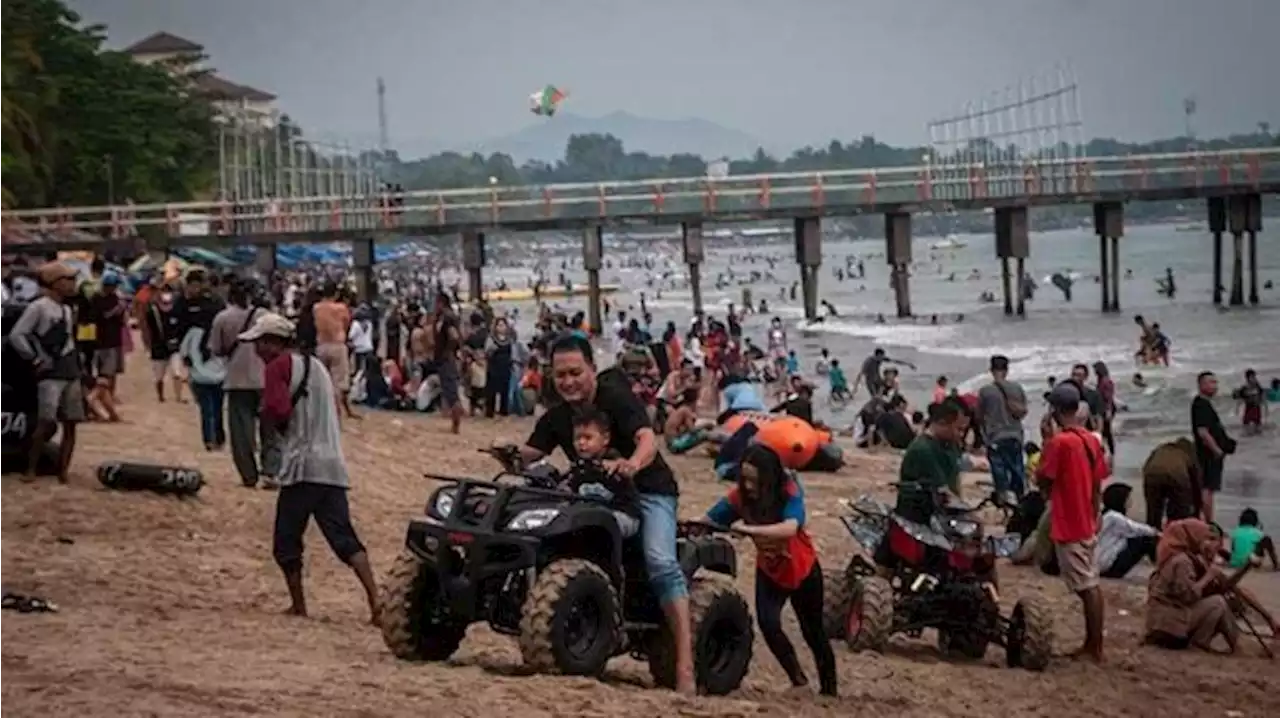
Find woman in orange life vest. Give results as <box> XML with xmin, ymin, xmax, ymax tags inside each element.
<box><xmin>702</xmin><ymin>444</ymin><xmax>837</xmax><ymax>697</ymax></box>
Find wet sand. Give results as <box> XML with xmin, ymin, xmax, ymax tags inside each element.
<box><xmin>3</xmin><ymin>358</ymin><xmax>1278</xmax><ymax>718</ymax></box>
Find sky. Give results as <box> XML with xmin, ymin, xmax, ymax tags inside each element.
<box><xmin>74</xmin><ymin>0</ymin><xmax>1280</xmax><ymax>158</ymax></box>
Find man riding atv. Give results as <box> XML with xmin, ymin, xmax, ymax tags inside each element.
<box><xmin>508</xmin><ymin>334</ymin><xmax>695</xmax><ymax>691</ymax></box>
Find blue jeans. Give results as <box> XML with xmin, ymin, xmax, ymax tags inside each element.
<box><xmin>987</xmin><ymin>437</ymin><xmax>1026</xmax><ymax>497</ymax></box>
<box><xmin>191</xmin><ymin>382</ymin><xmax>226</xmax><ymax>447</ymax></box>
<box><xmin>638</xmin><ymin>493</ymin><xmax>688</xmax><ymax>604</ymax></box>
<box><xmin>508</xmin><ymin>371</ymin><xmax>525</xmax><ymax>416</ymax></box>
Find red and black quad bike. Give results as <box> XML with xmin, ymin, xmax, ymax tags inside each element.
<box><xmin>822</xmin><ymin>485</ymin><xmax>1054</xmax><ymax>670</ymax></box>
<box><xmin>379</xmin><ymin>446</ymin><xmax>755</xmax><ymax>695</ymax></box>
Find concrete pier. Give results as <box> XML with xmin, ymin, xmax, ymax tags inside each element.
<box><xmin>1245</xmin><ymin>193</ymin><xmax>1262</xmax><ymax>305</ymax></box>
<box><xmin>1208</xmin><ymin>197</ymin><xmax>1226</xmax><ymax>305</ymax></box>
<box><xmin>1227</xmin><ymin>194</ymin><xmax>1262</xmax><ymax>307</ymax></box>
<box><xmin>994</xmin><ymin>206</ymin><xmax>1030</xmax><ymax>316</ymax></box>
<box><xmin>884</xmin><ymin>212</ymin><xmax>912</xmax><ymax>318</ymax></box>
<box><xmin>352</xmin><ymin>238</ymin><xmax>375</xmax><ymax>303</ymax></box>
<box><xmin>681</xmin><ymin>221</ymin><xmax>706</xmax><ymax>317</ymax></box>
<box><xmin>461</xmin><ymin>230</ymin><xmax>485</xmax><ymax>303</ymax></box>
<box><xmin>793</xmin><ymin>217</ymin><xmax>822</xmax><ymax>320</ymax></box>
<box><xmin>1093</xmin><ymin>201</ymin><xmax>1123</xmax><ymax>313</ymax></box>
<box><xmin>582</xmin><ymin>225</ymin><xmax>604</xmax><ymax>335</ymax></box>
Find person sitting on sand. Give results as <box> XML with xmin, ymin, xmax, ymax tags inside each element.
<box><xmin>1144</xmin><ymin>519</ymin><xmax>1277</xmax><ymax>652</ymax></box>
<box><xmin>243</xmin><ymin>312</ymin><xmax>381</xmax><ymax>623</ymax></box>
<box><xmin>1227</xmin><ymin>508</ymin><xmax>1279</xmax><ymax>571</ymax></box>
<box><xmin>701</xmin><ymin>445</ymin><xmax>837</xmax><ymax>697</ymax></box>
<box><xmin>1095</xmin><ymin>483</ymin><xmax>1160</xmax><ymax>579</ymax></box>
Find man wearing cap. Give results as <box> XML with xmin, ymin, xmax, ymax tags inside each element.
<box><xmin>1036</xmin><ymin>382</ymin><xmax>1110</xmax><ymax>661</ymax></box>
<box><xmin>240</xmin><ymin>311</ymin><xmax>380</xmax><ymax>622</ymax></box>
<box><xmin>8</xmin><ymin>262</ymin><xmax>87</xmax><ymax>482</ymax></box>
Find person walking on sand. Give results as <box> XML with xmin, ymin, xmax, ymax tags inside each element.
<box><xmin>312</xmin><ymin>282</ymin><xmax>358</xmax><ymax>422</ymax></box>
<box><xmin>242</xmin><ymin>311</ymin><xmax>380</xmax><ymax>623</ymax></box>
<box><xmin>976</xmin><ymin>354</ymin><xmax>1029</xmax><ymax>506</ymax></box>
<box><xmin>8</xmin><ymin>262</ymin><xmax>86</xmax><ymax>483</ymax></box>
<box><xmin>1037</xmin><ymin>382</ymin><xmax>1110</xmax><ymax>662</ymax></box>
<box><xmin>208</xmin><ymin>280</ymin><xmax>271</xmax><ymax>488</ymax></box>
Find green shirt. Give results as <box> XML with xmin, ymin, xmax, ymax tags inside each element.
<box><xmin>1229</xmin><ymin>525</ymin><xmax>1264</xmax><ymax>568</ymax></box>
<box><xmin>894</xmin><ymin>434</ymin><xmax>961</xmax><ymax>524</ymax></box>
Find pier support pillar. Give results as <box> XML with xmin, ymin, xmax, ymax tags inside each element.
<box><xmin>681</xmin><ymin>221</ymin><xmax>706</xmax><ymax>318</ymax></box>
<box><xmin>254</xmin><ymin>244</ymin><xmax>277</xmax><ymax>275</ymax></box>
<box><xmin>994</xmin><ymin>206</ymin><xmax>1030</xmax><ymax>317</ymax></box>
<box><xmin>1015</xmin><ymin>258</ymin><xmax>1027</xmax><ymax>316</ymax></box>
<box><xmin>884</xmin><ymin>212</ymin><xmax>912</xmax><ymax>318</ymax></box>
<box><xmin>461</xmin><ymin>229</ymin><xmax>485</xmax><ymax>304</ymax></box>
<box><xmin>1244</xmin><ymin>193</ymin><xmax>1262</xmax><ymax>305</ymax></box>
<box><xmin>351</xmin><ymin>237</ymin><xmax>376</xmax><ymax>303</ymax></box>
<box><xmin>1227</xmin><ymin>195</ymin><xmax>1248</xmax><ymax>307</ymax></box>
<box><xmin>1208</xmin><ymin>197</ymin><xmax>1226</xmax><ymax>305</ymax></box>
<box><xmin>582</xmin><ymin>225</ymin><xmax>604</xmax><ymax>335</ymax></box>
<box><xmin>1093</xmin><ymin>202</ymin><xmax>1123</xmax><ymax>313</ymax></box>
<box><xmin>794</xmin><ymin>216</ymin><xmax>823</xmax><ymax>321</ymax></box>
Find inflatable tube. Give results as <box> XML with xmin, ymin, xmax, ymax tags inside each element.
<box><xmin>803</xmin><ymin>442</ymin><xmax>844</xmax><ymax>472</ymax></box>
<box><xmin>667</xmin><ymin>429</ymin><xmax>709</xmax><ymax>455</ymax></box>
<box><xmin>718</xmin><ymin>412</ymin><xmax>832</xmax><ymax>470</ymax></box>
<box><xmin>97</xmin><ymin>462</ymin><xmax>204</xmax><ymax>496</ymax></box>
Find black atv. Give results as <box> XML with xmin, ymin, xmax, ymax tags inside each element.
<box><xmin>379</xmin><ymin>446</ymin><xmax>755</xmax><ymax>695</ymax></box>
<box><xmin>823</xmin><ymin>487</ymin><xmax>1054</xmax><ymax>671</ymax></box>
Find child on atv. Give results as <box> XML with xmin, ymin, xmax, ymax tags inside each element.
<box><xmin>563</xmin><ymin>407</ymin><xmax>641</xmax><ymax>538</ymax></box>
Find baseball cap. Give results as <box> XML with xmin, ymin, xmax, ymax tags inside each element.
<box><xmin>1048</xmin><ymin>381</ymin><xmax>1082</xmax><ymax>412</ymax></box>
<box><xmin>36</xmin><ymin>262</ymin><xmax>78</xmax><ymax>285</ymax></box>
<box><xmin>238</xmin><ymin>312</ymin><xmax>295</xmax><ymax>341</ymax></box>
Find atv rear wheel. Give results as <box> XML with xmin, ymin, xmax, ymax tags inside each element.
<box><xmin>519</xmin><ymin>558</ymin><xmax>621</xmax><ymax>676</ymax></box>
<box><xmin>822</xmin><ymin>563</ymin><xmax>858</xmax><ymax>640</ymax></box>
<box><xmin>845</xmin><ymin>577</ymin><xmax>894</xmax><ymax>653</ymax></box>
<box><xmin>1006</xmin><ymin>596</ymin><xmax>1054</xmax><ymax>671</ymax></box>
<box><xmin>379</xmin><ymin>551</ymin><xmax>467</xmax><ymax>661</ymax></box>
<box><xmin>648</xmin><ymin>576</ymin><xmax>753</xmax><ymax>696</ymax></box>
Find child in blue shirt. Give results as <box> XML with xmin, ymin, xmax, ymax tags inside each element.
<box><xmin>828</xmin><ymin>359</ymin><xmax>851</xmax><ymax>401</ymax></box>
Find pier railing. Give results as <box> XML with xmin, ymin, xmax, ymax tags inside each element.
<box><xmin>2</xmin><ymin>148</ymin><xmax>1277</xmax><ymax>240</ymax></box>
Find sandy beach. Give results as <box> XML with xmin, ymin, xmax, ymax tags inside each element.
<box><xmin>3</xmin><ymin>358</ymin><xmax>1278</xmax><ymax>718</ymax></box>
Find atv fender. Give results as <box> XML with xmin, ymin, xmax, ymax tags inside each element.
<box><xmin>537</xmin><ymin>505</ymin><xmax>625</xmax><ymax>583</ymax></box>
<box><xmin>678</xmin><ymin>536</ymin><xmax>738</xmax><ymax>579</ymax></box>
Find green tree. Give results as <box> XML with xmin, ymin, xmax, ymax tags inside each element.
<box><xmin>1</xmin><ymin>0</ymin><xmax>217</xmax><ymax>209</ymax></box>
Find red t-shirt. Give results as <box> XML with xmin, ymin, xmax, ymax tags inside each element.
<box><xmin>713</xmin><ymin>483</ymin><xmax>817</xmax><ymax>590</ymax></box>
<box><xmin>1038</xmin><ymin>427</ymin><xmax>1109</xmax><ymax>543</ymax></box>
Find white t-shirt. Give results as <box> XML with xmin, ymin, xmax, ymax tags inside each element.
<box><xmin>348</xmin><ymin>319</ymin><xmax>374</xmax><ymax>353</ymax></box>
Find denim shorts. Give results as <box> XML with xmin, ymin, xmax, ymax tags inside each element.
<box><xmin>637</xmin><ymin>493</ymin><xmax>688</xmax><ymax>604</ymax></box>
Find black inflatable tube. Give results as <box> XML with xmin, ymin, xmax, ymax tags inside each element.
<box><xmin>97</xmin><ymin>462</ymin><xmax>204</xmax><ymax>496</ymax></box>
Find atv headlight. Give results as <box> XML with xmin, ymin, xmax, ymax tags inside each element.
<box><xmin>947</xmin><ymin>518</ymin><xmax>980</xmax><ymax>539</ymax></box>
<box><xmin>507</xmin><ymin>508</ymin><xmax>560</xmax><ymax>531</ymax></box>
<box><xmin>432</xmin><ymin>488</ymin><xmax>456</xmax><ymax>518</ymax></box>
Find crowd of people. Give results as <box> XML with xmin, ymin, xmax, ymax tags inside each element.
<box><xmin>3</xmin><ymin>250</ymin><xmax>1278</xmax><ymax>703</ymax></box>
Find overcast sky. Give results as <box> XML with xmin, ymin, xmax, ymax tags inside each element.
<box><xmin>74</xmin><ymin>0</ymin><xmax>1279</xmax><ymax>155</ymax></box>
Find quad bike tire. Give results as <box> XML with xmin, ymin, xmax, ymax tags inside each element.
<box><xmin>936</xmin><ymin>584</ymin><xmax>999</xmax><ymax>660</ymax></box>
<box><xmin>822</xmin><ymin>563</ymin><xmax>858</xmax><ymax>640</ymax></box>
<box><xmin>845</xmin><ymin>576</ymin><xmax>894</xmax><ymax>653</ymax></box>
<box><xmin>1006</xmin><ymin>596</ymin><xmax>1054</xmax><ymax>671</ymax></box>
<box><xmin>379</xmin><ymin>551</ymin><xmax>467</xmax><ymax>661</ymax></box>
<box><xmin>519</xmin><ymin>558</ymin><xmax>621</xmax><ymax>676</ymax></box>
<box><xmin>649</xmin><ymin>576</ymin><xmax>753</xmax><ymax>696</ymax></box>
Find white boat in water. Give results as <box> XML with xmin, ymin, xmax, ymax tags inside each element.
<box><xmin>930</xmin><ymin>235</ymin><xmax>967</xmax><ymax>250</ymax></box>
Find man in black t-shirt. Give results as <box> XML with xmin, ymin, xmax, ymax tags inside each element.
<box><xmin>433</xmin><ymin>298</ymin><xmax>463</xmax><ymax>434</ymax></box>
<box><xmin>1190</xmin><ymin>371</ymin><xmax>1234</xmax><ymax>522</ymax></box>
<box><xmin>513</xmin><ymin>334</ymin><xmax>695</xmax><ymax>694</ymax></box>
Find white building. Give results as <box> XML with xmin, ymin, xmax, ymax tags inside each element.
<box><xmin>123</xmin><ymin>32</ymin><xmax>277</xmax><ymax>127</ymax></box>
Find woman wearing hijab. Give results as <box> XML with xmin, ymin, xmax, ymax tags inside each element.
<box><xmin>483</xmin><ymin>316</ymin><xmax>515</xmax><ymax>417</ymax></box>
<box><xmin>1144</xmin><ymin>519</ymin><xmax>1274</xmax><ymax>651</ymax></box>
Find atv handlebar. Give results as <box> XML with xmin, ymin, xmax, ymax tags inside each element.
<box><xmin>678</xmin><ymin>519</ymin><xmax>736</xmax><ymax>538</ymax></box>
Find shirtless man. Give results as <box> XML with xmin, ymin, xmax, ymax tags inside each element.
<box><xmin>312</xmin><ymin>282</ymin><xmax>357</xmax><ymax>420</ymax></box>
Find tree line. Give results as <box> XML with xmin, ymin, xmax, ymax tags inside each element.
<box><xmin>2</xmin><ymin>0</ymin><xmax>225</xmax><ymax>209</ymax></box>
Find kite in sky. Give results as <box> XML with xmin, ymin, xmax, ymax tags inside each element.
<box><xmin>529</xmin><ymin>84</ymin><xmax>567</xmax><ymax>116</ymax></box>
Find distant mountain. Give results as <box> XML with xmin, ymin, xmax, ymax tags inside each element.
<box><xmin>463</xmin><ymin>111</ymin><xmax>765</xmax><ymax>163</ymax></box>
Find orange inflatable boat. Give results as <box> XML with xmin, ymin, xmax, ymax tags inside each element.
<box><xmin>719</xmin><ymin>412</ymin><xmax>835</xmax><ymax>470</ymax></box>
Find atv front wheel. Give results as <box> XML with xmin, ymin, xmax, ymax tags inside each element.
<box><xmin>519</xmin><ymin>558</ymin><xmax>621</xmax><ymax>676</ymax></box>
<box><xmin>379</xmin><ymin>551</ymin><xmax>467</xmax><ymax>661</ymax></box>
<box><xmin>1006</xmin><ymin>596</ymin><xmax>1054</xmax><ymax>671</ymax></box>
<box><xmin>648</xmin><ymin>576</ymin><xmax>753</xmax><ymax>696</ymax></box>
<box><xmin>845</xmin><ymin>576</ymin><xmax>894</xmax><ymax>652</ymax></box>
<box><xmin>822</xmin><ymin>562</ymin><xmax>857</xmax><ymax>640</ymax></box>
<box><xmin>937</xmin><ymin>584</ymin><xmax>999</xmax><ymax>660</ymax></box>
